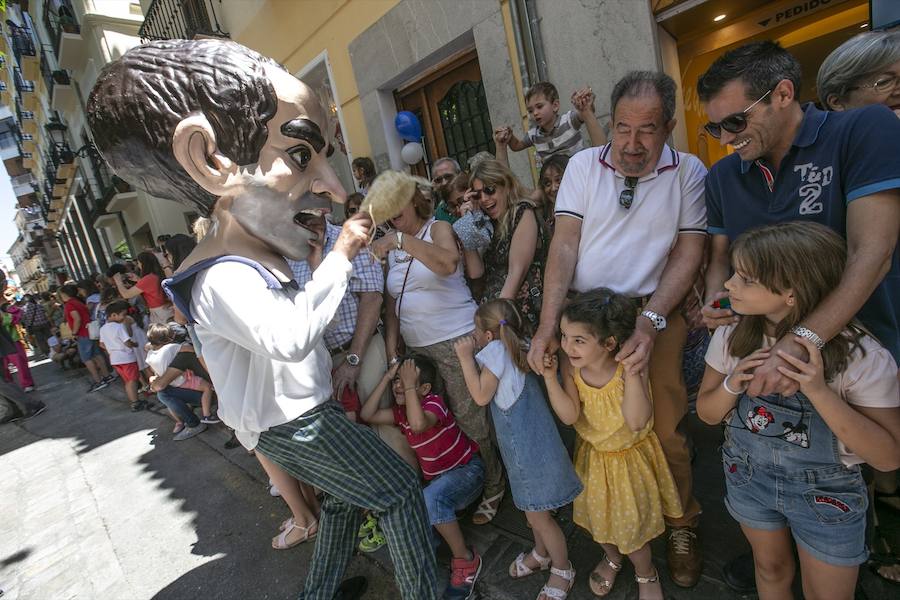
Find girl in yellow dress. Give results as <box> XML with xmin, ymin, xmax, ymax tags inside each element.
<box><xmin>543</xmin><ymin>288</ymin><xmax>682</xmax><ymax>600</ymax></box>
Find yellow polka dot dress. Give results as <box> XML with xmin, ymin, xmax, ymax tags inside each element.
<box><xmin>572</xmin><ymin>365</ymin><xmax>683</xmax><ymax>554</ymax></box>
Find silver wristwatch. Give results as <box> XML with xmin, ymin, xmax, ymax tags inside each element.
<box><xmin>790</xmin><ymin>326</ymin><xmax>825</xmax><ymax>349</ymax></box>
<box><xmin>346</xmin><ymin>353</ymin><xmax>361</xmax><ymax>367</ymax></box>
<box><xmin>640</xmin><ymin>310</ymin><xmax>667</xmax><ymax>332</ymax></box>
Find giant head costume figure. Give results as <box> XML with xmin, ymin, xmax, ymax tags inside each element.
<box><xmin>87</xmin><ymin>39</ymin><xmax>345</xmax><ymax>267</ymax></box>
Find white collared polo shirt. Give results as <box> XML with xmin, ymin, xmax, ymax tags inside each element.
<box><xmin>555</xmin><ymin>143</ymin><xmax>707</xmax><ymax>297</ymax></box>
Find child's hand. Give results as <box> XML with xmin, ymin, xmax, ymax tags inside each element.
<box><xmin>726</xmin><ymin>348</ymin><xmax>770</xmax><ymax>394</ymax></box>
<box><xmin>493</xmin><ymin>126</ymin><xmax>511</xmax><ymax>146</ymax></box>
<box><xmin>453</xmin><ymin>335</ymin><xmax>475</xmax><ymax>357</ymax></box>
<box><xmin>571</xmin><ymin>87</ymin><xmax>595</xmax><ymax>114</ymax></box>
<box><xmin>386</xmin><ymin>357</ymin><xmax>402</xmax><ymax>380</ymax></box>
<box><xmin>776</xmin><ymin>336</ymin><xmax>828</xmax><ymax>397</ymax></box>
<box><xmin>399</xmin><ymin>358</ymin><xmax>419</xmax><ymax>390</ymax></box>
<box><xmin>541</xmin><ymin>352</ymin><xmax>558</xmax><ymax>378</ymax></box>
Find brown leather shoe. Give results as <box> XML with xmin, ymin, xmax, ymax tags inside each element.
<box><xmin>667</xmin><ymin>526</ymin><xmax>702</xmax><ymax>587</ymax></box>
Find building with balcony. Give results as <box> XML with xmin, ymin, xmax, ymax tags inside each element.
<box><xmin>0</xmin><ymin>0</ymin><xmax>200</xmax><ymax>284</ymax></box>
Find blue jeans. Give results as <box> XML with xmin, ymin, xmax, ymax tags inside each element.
<box><xmin>156</xmin><ymin>386</ymin><xmax>202</xmax><ymax>428</ymax></box>
<box><xmin>423</xmin><ymin>454</ymin><xmax>484</xmax><ymax>525</ymax></box>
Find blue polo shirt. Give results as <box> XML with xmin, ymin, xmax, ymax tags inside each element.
<box><xmin>706</xmin><ymin>103</ymin><xmax>900</xmax><ymax>361</ymax></box>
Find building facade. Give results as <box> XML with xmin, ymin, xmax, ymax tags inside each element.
<box><xmin>0</xmin><ymin>0</ymin><xmax>875</xmax><ymax>282</ymax></box>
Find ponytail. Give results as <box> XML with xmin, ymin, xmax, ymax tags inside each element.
<box><xmin>475</xmin><ymin>299</ymin><xmax>529</xmax><ymax>372</ymax></box>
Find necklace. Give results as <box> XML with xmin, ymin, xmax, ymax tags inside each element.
<box><xmin>390</xmin><ymin>219</ymin><xmax>429</xmax><ymax>264</ymax></box>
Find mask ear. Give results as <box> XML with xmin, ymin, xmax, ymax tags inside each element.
<box><xmin>172</xmin><ymin>114</ymin><xmax>235</xmax><ymax>197</ymax></box>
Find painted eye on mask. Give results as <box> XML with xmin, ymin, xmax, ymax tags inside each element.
<box><xmin>287</xmin><ymin>145</ymin><xmax>312</xmax><ymax>171</ymax></box>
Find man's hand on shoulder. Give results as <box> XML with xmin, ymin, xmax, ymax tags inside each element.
<box><xmin>334</xmin><ymin>212</ymin><xmax>374</xmax><ymax>262</ymax></box>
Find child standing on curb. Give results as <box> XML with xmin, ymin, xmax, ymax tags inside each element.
<box><xmin>98</xmin><ymin>300</ymin><xmax>146</xmax><ymax>411</ymax></box>
<box><xmin>455</xmin><ymin>299</ymin><xmax>582</xmax><ymax>600</ymax></box>
<box><xmin>544</xmin><ymin>289</ymin><xmax>682</xmax><ymax>600</ymax></box>
<box><xmin>361</xmin><ymin>355</ymin><xmax>484</xmax><ymax>600</ymax></box>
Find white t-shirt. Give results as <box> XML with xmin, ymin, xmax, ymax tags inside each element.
<box><xmin>475</xmin><ymin>340</ymin><xmax>526</xmax><ymax>410</ymax></box>
<box><xmin>385</xmin><ymin>219</ymin><xmax>477</xmax><ymax>347</ymax></box>
<box><xmin>555</xmin><ymin>144</ymin><xmax>708</xmax><ymax>296</ymax></box>
<box><xmin>191</xmin><ymin>253</ymin><xmax>352</xmax><ymax>449</ymax></box>
<box><xmin>705</xmin><ymin>324</ymin><xmax>899</xmax><ymax>466</ymax></box>
<box><xmin>99</xmin><ymin>321</ymin><xmax>136</xmax><ymax>365</ymax></box>
<box><xmin>146</xmin><ymin>343</ymin><xmax>186</xmax><ymax>387</ymax></box>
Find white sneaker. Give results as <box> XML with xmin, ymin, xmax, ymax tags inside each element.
<box><xmin>173</xmin><ymin>423</ymin><xmax>207</xmax><ymax>441</ymax></box>
<box><xmin>269</xmin><ymin>484</ymin><xmax>281</xmax><ymax>497</ymax></box>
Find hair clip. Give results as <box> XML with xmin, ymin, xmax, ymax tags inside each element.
<box><xmin>499</xmin><ymin>319</ymin><xmax>507</xmax><ymax>326</ymax></box>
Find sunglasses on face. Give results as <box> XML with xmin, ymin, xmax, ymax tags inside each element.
<box><xmin>619</xmin><ymin>177</ymin><xmax>638</xmax><ymax>209</ymax></box>
<box><xmin>704</xmin><ymin>89</ymin><xmax>772</xmax><ymax>139</ymax></box>
<box><xmin>470</xmin><ymin>185</ymin><xmax>497</xmax><ymax>200</ymax></box>
<box><xmin>432</xmin><ymin>173</ymin><xmax>454</xmax><ymax>185</ymax></box>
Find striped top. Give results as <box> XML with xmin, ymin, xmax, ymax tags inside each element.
<box><xmin>522</xmin><ymin>109</ymin><xmax>585</xmax><ymax>167</ymax></box>
<box><xmin>393</xmin><ymin>393</ymin><xmax>479</xmax><ymax>480</ymax></box>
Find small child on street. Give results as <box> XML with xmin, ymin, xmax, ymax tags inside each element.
<box><xmin>455</xmin><ymin>299</ymin><xmax>582</xmax><ymax>600</ymax></box>
<box><xmin>361</xmin><ymin>355</ymin><xmax>484</xmax><ymax>600</ymax></box>
<box><xmin>145</xmin><ymin>323</ymin><xmax>216</xmax><ymax>425</ymax></box>
<box><xmin>494</xmin><ymin>82</ymin><xmax>606</xmax><ymax>169</ymax></box>
<box><xmin>98</xmin><ymin>300</ymin><xmax>146</xmax><ymax>411</ymax></box>
<box><xmin>543</xmin><ymin>289</ymin><xmax>682</xmax><ymax>600</ymax></box>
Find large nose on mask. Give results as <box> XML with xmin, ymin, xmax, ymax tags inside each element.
<box><xmin>311</xmin><ymin>160</ymin><xmax>347</xmax><ymax>204</ymax></box>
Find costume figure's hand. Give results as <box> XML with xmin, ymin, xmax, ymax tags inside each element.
<box><xmin>334</xmin><ymin>212</ymin><xmax>373</xmax><ymax>261</ymax></box>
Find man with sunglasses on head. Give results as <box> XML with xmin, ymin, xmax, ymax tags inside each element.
<box><xmin>431</xmin><ymin>157</ymin><xmax>462</xmax><ymax>223</ymax></box>
<box><xmin>528</xmin><ymin>70</ymin><xmax>709</xmax><ymax>588</ymax></box>
<box><xmin>698</xmin><ymin>40</ymin><xmax>900</xmax><ymax>593</ymax></box>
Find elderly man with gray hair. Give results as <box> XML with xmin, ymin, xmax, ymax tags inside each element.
<box><xmin>431</xmin><ymin>156</ymin><xmax>462</xmax><ymax>223</ymax></box>
<box><xmin>527</xmin><ymin>70</ymin><xmax>709</xmax><ymax>589</ymax></box>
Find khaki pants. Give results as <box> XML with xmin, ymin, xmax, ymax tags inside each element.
<box><xmin>649</xmin><ymin>310</ymin><xmax>701</xmax><ymax>527</ymax></box>
<box><xmin>331</xmin><ymin>332</ymin><xmax>419</xmax><ymax>474</ymax></box>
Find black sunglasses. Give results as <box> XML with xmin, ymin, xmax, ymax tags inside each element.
<box><xmin>704</xmin><ymin>89</ymin><xmax>771</xmax><ymax>139</ymax></box>
<box><xmin>470</xmin><ymin>185</ymin><xmax>497</xmax><ymax>199</ymax></box>
<box><xmin>432</xmin><ymin>173</ymin><xmax>454</xmax><ymax>185</ymax></box>
<box><xmin>619</xmin><ymin>177</ymin><xmax>638</xmax><ymax>209</ymax></box>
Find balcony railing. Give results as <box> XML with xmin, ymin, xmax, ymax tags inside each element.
<box><xmin>13</xmin><ymin>68</ymin><xmax>35</xmax><ymax>93</ymax></box>
<box><xmin>139</xmin><ymin>0</ymin><xmax>229</xmax><ymax>43</ymax></box>
<box><xmin>8</xmin><ymin>23</ymin><xmax>37</xmax><ymax>64</ymax></box>
<box><xmin>43</xmin><ymin>0</ymin><xmax>81</xmax><ymax>56</ymax></box>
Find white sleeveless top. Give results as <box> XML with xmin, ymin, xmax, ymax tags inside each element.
<box><xmin>386</xmin><ymin>218</ymin><xmax>477</xmax><ymax>347</ymax></box>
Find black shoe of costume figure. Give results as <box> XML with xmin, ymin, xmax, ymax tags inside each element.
<box><xmin>722</xmin><ymin>552</ymin><xmax>756</xmax><ymax>594</ymax></box>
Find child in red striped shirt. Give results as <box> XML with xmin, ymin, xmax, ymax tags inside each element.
<box><xmin>361</xmin><ymin>355</ymin><xmax>484</xmax><ymax>600</ymax></box>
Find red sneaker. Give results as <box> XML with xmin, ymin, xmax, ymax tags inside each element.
<box><xmin>445</xmin><ymin>548</ymin><xmax>482</xmax><ymax>599</ymax></box>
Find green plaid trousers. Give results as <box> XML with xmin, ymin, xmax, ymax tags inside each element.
<box><xmin>255</xmin><ymin>402</ymin><xmax>438</xmax><ymax>600</ymax></box>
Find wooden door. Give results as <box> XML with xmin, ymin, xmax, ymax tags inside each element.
<box><xmin>397</xmin><ymin>50</ymin><xmax>495</xmax><ymax>177</ymax></box>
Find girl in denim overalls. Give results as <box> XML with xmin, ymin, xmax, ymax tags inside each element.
<box><xmin>455</xmin><ymin>299</ymin><xmax>583</xmax><ymax>600</ymax></box>
<box><xmin>698</xmin><ymin>222</ymin><xmax>900</xmax><ymax>600</ymax></box>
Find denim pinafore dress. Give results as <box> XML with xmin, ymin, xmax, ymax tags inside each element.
<box><xmin>491</xmin><ymin>373</ymin><xmax>583</xmax><ymax>512</ymax></box>
<box><xmin>722</xmin><ymin>390</ymin><xmax>868</xmax><ymax>566</ymax></box>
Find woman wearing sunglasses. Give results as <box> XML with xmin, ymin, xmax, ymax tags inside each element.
<box><xmin>463</xmin><ymin>159</ymin><xmax>547</xmax><ymax>333</ymax></box>
<box><xmin>817</xmin><ymin>29</ymin><xmax>900</xmax><ymax>589</ymax></box>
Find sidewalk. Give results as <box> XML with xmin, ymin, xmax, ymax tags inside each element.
<box><xmin>3</xmin><ymin>358</ymin><xmax>896</xmax><ymax>599</ymax></box>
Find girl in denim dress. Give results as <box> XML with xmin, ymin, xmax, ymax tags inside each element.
<box><xmin>455</xmin><ymin>299</ymin><xmax>582</xmax><ymax>600</ymax></box>
<box><xmin>697</xmin><ymin>222</ymin><xmax>900</xmax><ymax>600</ymax></box>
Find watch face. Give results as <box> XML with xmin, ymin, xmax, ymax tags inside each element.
<box><xmin>346</xmin><ymin>353</ymin><xmax>360</xmax><ymax>366</ymax></box>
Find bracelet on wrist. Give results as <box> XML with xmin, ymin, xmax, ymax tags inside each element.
<box><xmin>722</xmin><ymin>376</ymin><xmax>744</xmax><ymax>395</ymax></box>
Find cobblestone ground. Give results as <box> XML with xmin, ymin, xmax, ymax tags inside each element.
<box><xmin>1</xmin><ymin>358</ymin><xmax>897</xmax><ymax>599</ymax></box>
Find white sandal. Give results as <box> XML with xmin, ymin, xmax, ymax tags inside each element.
<box><xmin>538</xmin><ymin>563</ymin><xmax>576</xmax><ymax>600</ymax></box>
<box><xmin>272</xmin><ymin>519</ymin><xmax>317</xmax><ymax>550</ymax></box>
<box><xmin>635</xmin><ymin>568</ymin><xmax>664</xmax><ymax>600</ymax></box>
<box><xmin>589</xmin><ymin>553</ymin><xmax>623</xmax><ymax>596</ymax></box>
<box><xmin>472</xmin><ymin>491</ymin><xmax>504</xmax><ymax>525</ymax></box>
<box><xmin>509</xmin><ymin>548</ymin><xmax>551</xmax><ymax>578</ymax></box>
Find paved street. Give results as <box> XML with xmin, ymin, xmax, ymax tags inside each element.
<box><xmin>2</xmin><ymin>358</ymin><xmax>897</xmax><ymax>599</ymax></box>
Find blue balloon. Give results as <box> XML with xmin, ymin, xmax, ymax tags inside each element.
<box><xmin>395</xmin><ymin>111</ymin><xmax>422</xmax><ymax>141</ymax></box>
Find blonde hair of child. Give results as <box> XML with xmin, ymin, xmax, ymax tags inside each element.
<box><xmin>475</xmin><ymin>299</ymin><xmax>529</xmax><ymax>372</ymax></box>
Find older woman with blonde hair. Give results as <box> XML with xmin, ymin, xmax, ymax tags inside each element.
<box><xmin>370</xmin><ymin>172</ymin><xmax>507</xmax><ymax>525</ymax></box>
<box><xmin>464</xmin><ymin>159</ymin><xmax>546</xmax><ymax>331</ymax></box>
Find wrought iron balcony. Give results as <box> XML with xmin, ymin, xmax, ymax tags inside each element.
<box><xmin>8</xmin><ymin>23</ymin><xmax>37</xmax><ymax>63</ymax></box>
<box><xmin>139</xmin><ymin>0</ymin><xmax>229</xmax><ymax>43</ymax></box>
<box><xmin>43</xmin><ymin>0</ymin><xmax>81</xmax><ymax>56</ymax></box>
<box><xmin>13</xmin><ymin>68</ymin><xmax>35</xmax><ymax>93</ymax></box>
<box><xmin>51</xmin><ymin>141</ymin><xmax>75</xmax><ymax>166</ymax></box>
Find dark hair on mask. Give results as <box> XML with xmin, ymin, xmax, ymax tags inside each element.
<box><xmin>697</xmin><ymin>40</ymin><xmax>801</xmax><ymax>104</ymax></box>
<box><xmin>563</xmin><ymin>288</ymin><xmax>637</xmax><ymax>350</ymax></box>
<box><xmin>87</xmin><ymin>39</ymin><xmax>283</xmax><ymax>216</ymax></box>
<box><xmin>106</xmin><ymin>300</ymin><xmax>131</xmax><ymax>316</ymax></box>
